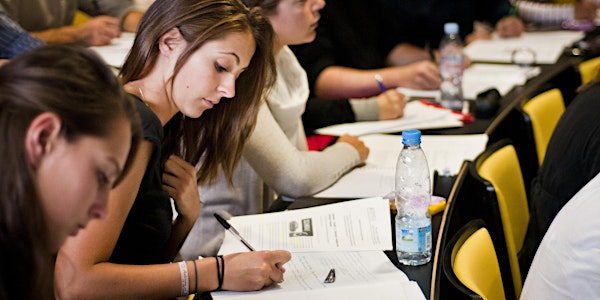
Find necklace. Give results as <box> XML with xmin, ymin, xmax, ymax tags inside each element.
<box><xmin>138</xmin><ymin>87</ymin><xmax>146</xmax><ymax>102</ymax></box>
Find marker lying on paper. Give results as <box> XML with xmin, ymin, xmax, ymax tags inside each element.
<box><xmin>214</xmin><ymin>213</ymin><xmax>255</xmax><ymax>251</ymax></box>
<box><xmin>324</xmin><ymin>268</ymin><xmax>336</xmax><ymax>283</ymax></box>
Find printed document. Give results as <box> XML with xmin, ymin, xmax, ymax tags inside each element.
<box><xmin>211</xmin><ymin>251</ymin><xmax>425</xmax><ymax>300</ymax></box>
<box><xmin>218</xmin><ymin>197</ymin><xmax>392</xmax><ymax>254</ymax></box>
<box><xmin>214</xmin><ymin>198</ymin><xmax>426</xmax><ymax>300</ymax></box>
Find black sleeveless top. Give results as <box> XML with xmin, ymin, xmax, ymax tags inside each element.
<box><xmin>110</xmin><ymin>95</ymin><xmax>173</xmax><ymax>265</ymax></box>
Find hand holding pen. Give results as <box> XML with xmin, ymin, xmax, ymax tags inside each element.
<box><xmin>213</xmin><ymin>213</ymin><xmax>292</xmax><ymax>289</ymax></box>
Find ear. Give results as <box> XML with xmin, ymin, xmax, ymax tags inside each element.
<box><xmin>25</xmin><ymin>112</ymin><xmax>63</xmax><ymax>169</ymax></box>
<box><xmin>158</xmin><ymin>27</ymin><xmax>185</xmax><ymax>57</ymax></box>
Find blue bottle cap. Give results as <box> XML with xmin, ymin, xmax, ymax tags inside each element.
<box><xmin>444</xmin><ymin>22</ymin><xmax>459</xmax><ymax>35</ymax></box>
<box><xmin>402</xmin><ymin>129</ymin><xmax>421</xmax><ymax>145</ymax></box>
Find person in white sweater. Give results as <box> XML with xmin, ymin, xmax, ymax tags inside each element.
<box><xmin>180</xmin><ymin>0</ymin><xmax>376</xmax><ymax>258</ymax></box>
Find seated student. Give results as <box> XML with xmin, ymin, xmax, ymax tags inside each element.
<box><xmin>291</xmin><ymin>0</ymin><xmax>523</xmax><ymax>135</ymax></box>
<box><xmin>0</xmin><ymin>44</ymin><xmax>142</xmax><ymax>300</ymax></box>
<box><xmin>0</xmin><ymin>0</ymin><xmax>144</xmax><ymax>46</ymax></box>
<box><xmin>54</xmin><ymin>0</ymin><xmax>291</xmax><ymax>298</ymax></box>
<box><xmin>516</xmin><ymin>0</ymin><xmax>600</xmax><ymax>30</ymax></box>
<box><xmin>519</xmin><ymin>72</ymin><xmax>600</xmax><ymax>278</ymax></box>
<box><xmin>381</xmin><ymin>0</ymin><xmax>524</xmax><ymax>65</ymax></box>
<box><xmin>0</xmin><ymin>12</ymin><xmax>44</xmax><ymax>59</ymax></box>
<box><xmin>520</xmin><ymin>172</ymin><xmax>600</xmax><ymax>299</ymax></box>
<box><xmin>180</xmin><ymin>0</ymin><xmax>370</xmax><ymax>258</ymax></box>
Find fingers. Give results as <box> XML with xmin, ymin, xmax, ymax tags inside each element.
<box><xmin>496</xmin><ymin>17</ymin><xmax>524</xmax><ymax>38</ymax></box>
<box><xmin>377</xmin><ymin>89</ymin><xmax>406</xmax><ymax>120</ymax></box>
<box><xmin>79</xmin><ymin>16</ymin><xmax>121</xmax><ymax>46</ymax></box>
<box><xmin>266</xmin><ymin>250</ymin><xmax>291</xmax><ymax>285</ymax></box>
<box><xmin>337</xmin><ymin>134</ymin><xmax>369</xmax><ymax>162</ymax></box>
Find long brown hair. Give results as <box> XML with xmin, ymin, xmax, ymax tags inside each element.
<box><xmin>120</xmin><ymin>0</ymin><xmax>276</xmax><ymax>185</ymax></box>
<box><xmin>0</xmin><ymin>45</ymin><xmax>141</xmax><ymax>299</ymax></box>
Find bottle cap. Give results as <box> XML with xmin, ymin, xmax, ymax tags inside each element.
<box><xmin>444</xmin><ymin>22</ymin><xmax>459</xmax><ymax>35</ymax></box>
<box><xmin>402</xmin><ymin>129</ymin><xmax>421</xmax><ymax>145</ymax></box>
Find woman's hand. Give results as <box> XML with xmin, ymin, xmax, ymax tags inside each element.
<box><xmin>337</xmin><ymin>134</ymin><xmax>369</xmax><ymax>163</ymax></box>
<box><xmin>162</xmin><ymin>155</ymin><xmax>200</xmax><ymax>222</ymax></box>
<box><xmin>377</xmin><ymin>89</ymin><xmax>407</xmax><ymax>120</ymax></box>
<box><xmin>222</xmin><ymin>250</ymin><xmax>292</xmax><ymax>291</ymax></box>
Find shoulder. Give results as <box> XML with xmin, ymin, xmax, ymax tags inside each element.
<box><xmin>130</xmin><ymin>94</ymin><xmax>163</xmax><ymax>146</ymax></box>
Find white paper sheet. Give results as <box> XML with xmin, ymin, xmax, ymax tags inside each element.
<box><xmin>315</xmin><ymin>101</ymin><xmax>463</xmax><ymax>136</ymax></box>
<box><xmin>89</xmin><ymin>32</ymin><xmax>135</xmax><ymax>68</ymax></box>
<box><xmin>464</xmin><ymin>30</ymin><xmax>584</xmax><ymax>64</ymax></box>
<box><xmin>218</xmin><ymin>197</ymin><xmax>392</xmax><ymax>254</ymax></box>
<box><xmin>314</xmin><ymin>133</ymin><xmax>488</xmax><ymax>198</ymax></box>
<box><xmin>211</xmin><ymin>251</ymin><xmax>425</xmax><ymax>300</ymax></box>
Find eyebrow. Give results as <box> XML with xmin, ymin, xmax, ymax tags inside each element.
<box><xmin>220</xmin><ymin>51</ymin><xmax>241</xmax><ymax>65</ymax></box>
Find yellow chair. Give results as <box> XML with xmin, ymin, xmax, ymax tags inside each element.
<box><xmin>473</xmin><ymin>141</ymin><xmax>529</xmax><ymax>299</ymax></box>
<box><xmin>521</xmin><ymin>88</ymin><xmax>565</xmax><ymax>166</ymax></box>
<box><xmin>579</xmin><ymin>56</ymin><xmax>600</xmax><ymax>85</ymax></box>
<box><xmin>443</xmin><ymin>219</ymin><xmax>506</xmax><ymax>300</ymax></box>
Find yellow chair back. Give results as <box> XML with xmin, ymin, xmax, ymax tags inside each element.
<box><xmin>522</xmin><ymin>88</ymin><xmax>565</xmax><ymax>165</ymax></box>
<box><xmin>477</xmin><ymin>144</ymin><xmax>529</xmax><ymax>298</ymax></box>
<box><xmin>453</xmin><ymin>227</ymin><xmax>506</xmax><ymax>300</ymax></box>
<box><xmin>579</xmin><ymin>56</ymin><xmax>600</xmax><ymax>85</ymax></box>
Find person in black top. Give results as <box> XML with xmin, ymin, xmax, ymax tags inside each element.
<box><xmin>0</xmin><ymin>45</ymin><xmax>141</xmax><ymax>300</ymax></box>
<box><xmin>54</xmin><ymin>0</ymin><xmax>292</xmax><ymax>298</ymax></box>
<box><xmin>519</xmin><ymin>76</ymin><xmax>600</xmax><ymax>279</ymax></box>
<box><xmin>291</xmin><ymin>0</ymin><xmax>523</xmax><ymax>135</ymax></box>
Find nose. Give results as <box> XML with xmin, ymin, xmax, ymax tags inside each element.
<box><xmin>218</xmin><ymin>74</ymin><xmax>236</xmax><ymax>99</ymax></box>
<box><xmin>314</xmin><ymin>0</ymin><xmax>325</xmax><ymax>11</ymax></box>
<box><xmin>89</xmin><ymin>190</ymin><xmax>109</xmax><ymax>220</ymax></box>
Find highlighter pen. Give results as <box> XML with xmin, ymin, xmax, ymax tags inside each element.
<box><xmin>374</xmin><ymin>74</ymin><xmax>386</xmax><ymax>92</ymax></box>
<box><xmin>214</xmin><ymin>213</ymin><xmax>256</xmax><ymax>251</ymax></box>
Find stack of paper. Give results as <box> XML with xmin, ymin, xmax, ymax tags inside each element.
<box><xmin>315</xmin><ymin>100</ymin><xmax>463</xmax><ymax>136</ymax></box>
<box><xmin>213</xmin><ymin>197</ymin><xmax>426</xmax><ymax>300</ymax></box>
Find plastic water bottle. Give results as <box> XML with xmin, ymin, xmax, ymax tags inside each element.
<box><xmin>439</xmin><ymin>22</ymin><xmax>465</xmax><ymax>111</ymax></box>
<box><xmin>395</xmin><ymin>129</ymin><xmax>432</xmax><ymax>266</ymax></box>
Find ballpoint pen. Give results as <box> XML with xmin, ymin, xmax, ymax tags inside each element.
<box><xmin>374</xmin><ymin>74</ymin><xmax>386</xmax><ymax>92</ymax></box>
<box><xmin>214</xmin><ymin>213</ymin><xmax>256</xmax><ymax>251</ymax></box>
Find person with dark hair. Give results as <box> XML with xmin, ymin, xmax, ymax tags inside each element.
<box><xmin>0</xmin><ymin>0</ymin><xmax>144</xmax><ymax>46</ymax></box>
<box><xmin>0</xmin><ymin>44</ymin><xmax>142</xmax><ymax>300</ymax></box>
<box><xmin>181</xmin><ymin>0</ymin><xmax>371</xmax><ymax>259</ymax></box>
<box><xmin>290</xmin><ymin>0</ymin><xmax>523</xmax><ymax>135</ymax></box>
<box><xmin>54</xmin><ymin>0</ymin><xmax>291</xmax><ymax>298</ymax></box>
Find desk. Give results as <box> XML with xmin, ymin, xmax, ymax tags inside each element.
<box><xmin>268</xmin><ymin>49</ymin><xmax>596</xmax><ymax>300</ymax></box>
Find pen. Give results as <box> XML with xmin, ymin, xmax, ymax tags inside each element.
<box><xmin>214</xmin><ymin>213</ymin><xmax>256</xmax><ymax>251</ymax></box>
<box><xmin>374</xmin><ymin>74</ymin><xmax>386</xmax><ymax>92</ymax></box>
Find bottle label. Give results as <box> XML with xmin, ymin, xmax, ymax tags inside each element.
<box><xmin>396</xmin><ymin>224</ymin><xmax>432</xmax><ymax>253</ymax></box>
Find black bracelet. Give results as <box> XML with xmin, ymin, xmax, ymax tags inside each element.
<box><xmin>217</xmin><ymin>255</ymin><xmax>225</xmax><ymax>290</ymax></box>
<box><xmin>215</xmin><ymin>256</ymin><xmax>224</xmax><ymax>291</ymax></box>
<box><xmin>192</xmin><ymin>260</ymin><xmax>198</xmax><ymax>294</ymax></box>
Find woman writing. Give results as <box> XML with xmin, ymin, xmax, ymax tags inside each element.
<box><xmin>181</xmin><ymin>0</ymin><xmax>372</xmax><ymax>258</ymax></box>
<box><xmin>0</xmin><ymin>45</ymin><xmax>141</xmax><ymax>300</ymax></box>
<box><xmin>54</xmin><ymin>0</ymin><xmax>291</xmax><ymax>299</ymax></box>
